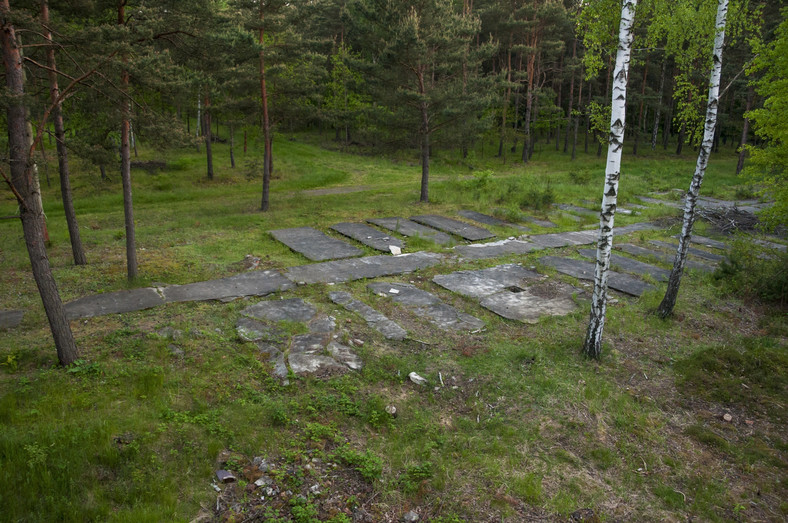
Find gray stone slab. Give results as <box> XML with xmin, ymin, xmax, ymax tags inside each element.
<box><xmin>242</xmin><ymin>298</ymin><xmax>317</xmax><ymax>323</ymax></box>
<box><xmin>236</xmin><ymin>317</ymin><xmax>288</xmax><ymax>344</ymax></box>
<box><xmin>674</xmin><ymin>234</ymin><xmax>728</xmax><ymax>250</ymax></box>
<box><xmin>454</xmin><ymin>239</ymin><xmax>543</xmax><ymax>260</ymax></box>
<box><xmin>330</xmin><ymin>222</ymin><xmax>404</xmax><ymax>252</ymax></box>
<box><xmin>538</xmin><ymin>255</ymin><xmax>655</xmax><ymax>297</ymax></box>
<box><xmin>458</xmin><ymin>210</ymin><xmax>529</xmax><ymax>232</ymax></box>
<box><xmin>524</xmin><ymin>216</ymin><xmax>557</xmax><ymax>228</ymax></box>
<box><xmin>637</xmin><ymin>196</ymin><xmax>682</xmax><ymax>208</ymax></box>
<box><xmin>530</xmin><ymin>230</ymin><xmax>598</xmax><ymax>248</ymax></box>
<box><xmin>649</xmin><ymin>240</ymin><xmax>725</xmax><ymax>262</ymax></box>
<box><xmin>479</xmin><ymin>281</ymin><xmax>581</xmax><ymax>323</ymax></box>
<box><xmin>368</xmin><ymin>217</ymin><xmax>453</xmax><ymax>245</ymax></box>
<box><xmin>329</xmin><ymin>291</ymin><xmax>407</xmax><ymax>340</ymax></box>
<box><xmin>257</xmin><ymin>342</ymin><xmax>288</xmax><ymax>380</ymax></box>
<box><xmin>753</xmin><ymin>238</ymin><xmax>787</xmax><ymax>252</ymax></box>
<box><xmin>432</xmin><ymin>264</ymin><xmax>543</xmax><ymax>299</ymax></box>
<box><xmin>290</xmin><ymin>333</ymin><xmax>330</xmax><ymax>354</ymax></box>
<box><xmin>368</xmin><ymin>282</ymin><xmax>484</xmax><ymax>332</ymax></box>
<box><xmin>327</xmin><ymin>341</ymin><xmax>363</xmax><ymax>370</ymax></box>
<box><xmin>162</xmin><ymin>270</ymin><xmax>294</xmax><ymax>303</ymax></box>
<box><xmin>616</xmin><ymin>244</ymin><xmax>713</xmax><ymax>272</ymax></box>
<box><xmin>0</xmin><ymin>310</ymin><xmax>24</xmax><ymax>329</ymax></box>
<box><xmin>288</xmin><ymin>353</ymin><xmax>347</xmax><ymax>376</ymax></box>
<box><xmin>270</xmin><ymin>227</ymin><xmax>363</xmax><ymax>261</ymax></box>
<box><xmin>285</xmin><ymin>251</ymin><xmax>443</xmax><ymax>284</ymax></box>
<box><xmin>577</xmin><ymin>249</ymin><xmax>670</xmax><ymax>282</ymax></box>
<box><xmin>308</xmin><ymin>315</ymin><xmax>336</xmax><ymax>333</ymax></box>
<box><xmin>65</xmin><ymin>288</ymin><xmax>165</xmax><ymax>320</ymax></box>
<box><xmin>410</xmin><ymin>215</ymin><xmax>495</xmax><ymax>241</ymax></box>
<box><xmin>556</xmin><ymin>204</ymin><xmax>596</xmax><ymax>216</ymax></box>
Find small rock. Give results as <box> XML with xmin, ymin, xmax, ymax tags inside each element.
<box><xmin>215</xmin><ymin>470</ymin><xmax>236</xmax><ymax>483</ymax></box>
<box><xmin>168</xmin><ymin>344</ymin><xmax>184</xmax><ymax>357</ymax></box>
<box><xmin>570</xmin><ymin>508</ymin><xmax>599</xmax><ymax>522</ymax></box>
<box><xmin>254</xmin><ymin>475</ymin><xmax>273</xmax><ymax>487</ymax></box>
<box><xmin>409</xmin><ymin>372</ymin><xmax>428</xmax><ymax>386</ymax></box>
<box><xmin>309</xmin><ymin>484</ymin><xmax>321</xmax><ymax>495</ymax></box>
<box><xmin>389</xmin><ymin>245</ymin><xmax>402</xmax><ymax>255</ymax></box>
<box><xmin>403</xmin><ymin>510</ymin><xmax>419</xmax><ymax>522</ymax></box>
<box><xmin>352</xmin><ymin>338</ymin><xmax>364</xmax><ymax>347</ymax></box>
<box><xmin>388</xmin><ymin>288</ymin><xmax>400</xmax><ymax>294</ymax></box>
<box><xmin>264</xmin><ymin>487</ymin><xmax>277</xmax><ymax>497</ymax></box>
<box><xmin>723</xmin><ymin>413</ymin><xmax>733</xmax><ymax>422</ymax></box>
<box><xmin>385</xmin><ymin>405</ymin><xmax>397</xmax><ymax>417</ymax></box>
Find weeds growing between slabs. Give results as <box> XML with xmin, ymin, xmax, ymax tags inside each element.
<box><xmin>0</xmin><ymin>133</ymin><xmax>786</xmax><ymax>521</ymax></box>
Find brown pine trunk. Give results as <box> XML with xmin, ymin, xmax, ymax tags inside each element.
<box><xmin>651</xmin><ymin>58</ymin><xmax>667</xmax><ymax>150</ymax></box>
<box><xmin>418</xmin><ymin>68</ymin><xmax>430</xmax><ymax>203</ymax></box>
<box><xmin>564</xmin><ymin>39</ymin><xmax>577</xmax><ymax>154</ymax></box>
<box><xmin>119</xmin><ymin>2</ymin><xmax>137</xmax><ymax>280</ymax></box>
<box><xmin>522</xmin><ymin>51</ymin><xmax>536</xmax><ymax>163</ymax></box>
<box><xmin>736</xmin><ymin>85</ymin><xmax>753</xmax><ymax>175</ymax></box>
<box><xmin>633</xmin><ymin>57</ymin><xmax>649</xmax><ymax>155</ymax></box>
<box><xmin>572</xmin><ymin>76</ymin><xmax>583</xmax><ymax>160</ymax></box>
<box><xmin>230</xmin><ymin>124</ymin><xmax>236</xmax><ymax>168</ymax></box>
<box><xmin>498</xmin><ymin>45</ymin><xmax>512</xmax><ymax>158</ymax></box>
<box><xmin>2</xmin><ymin>0</ymin><xmax>78</xmax><ymax>365</ymax></box>
<box><xmin>259</xmin><ymin>7</ymin><xmax>272</xmax><ymax>211</ymax></box>
<box><xmin>42</xmin><ymin>0</ymin><xmax>85</xmax><ymax>265</ymax></box>
<box><xmin>203</xmin><ymin>93</ymin><xmax>213</xmax><ymax>180</ymax></box>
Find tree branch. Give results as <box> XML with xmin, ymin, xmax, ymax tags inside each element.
<box><xmin>0</xmin><ymin>165</ymin><xmax>28</xmax><ymax>210</ymax></box>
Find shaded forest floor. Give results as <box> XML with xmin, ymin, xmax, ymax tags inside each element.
<box><xmin>1</xmin><ymin>132</ymin><xmax>786</xmax><ymax>521</ymax></box>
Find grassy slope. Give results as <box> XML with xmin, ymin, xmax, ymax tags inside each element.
<box><xmin>0</xmin><ymin>132</ymin><xmax>785</xmax><ymax>521</ymax></box>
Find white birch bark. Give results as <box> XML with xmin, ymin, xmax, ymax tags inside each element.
<box><xmin>582</xmin><ymin>0</ymin><xmax>637</xmax><ymax>358</ymax></box>
<box><xmin>658</xmin><ymin>0</ymin><xmax>729</xmax><ymax>317</ymax></box>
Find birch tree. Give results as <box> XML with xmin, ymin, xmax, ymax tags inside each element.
<box><xmin>582</xmin><ymin>0</ymin><xmax>637</xmax><ymax>359</ymax></box>
<box><xmin>658</xmin><ymin>0</ymin><xmax>729</xmax><ymax>318</ymax></box>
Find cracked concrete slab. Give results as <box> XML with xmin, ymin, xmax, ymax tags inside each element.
<box><xmin>479</xmin><ymin>281</ymin><xmax>581</xmax><ymax>323</ymax></box>
<box><xmin>65</xmin><ymin>288</ymin><xmax>165</xmax><ymax>320</ymax></box>
<box><xmin>616</xmin><ymin>244</ymin><xmax>713</xmax><ymax>272</ymax></box>
<box><xmin>330</xmin><ymin>222</ymin><xmax>404</xmax><ymax>252</ymax></box>
<box><xmin>577</xmin><ymin>249</ymin><xmax>670</xmax><ymax>282</ymax></box>
<box><xmin>432</xmin><ymin>264</ymin><xmax>543</xmax><ymax>299</ymax></box>
<box><xmin>242</xmin><ymin>298</ymin><xmax>317</xmax><ymax>323</ymax></box>
<box><xmin>270</xmin><ymin>226</ymin><xmax>363</xmax><ymax>261</ymax></box>
<box><xmin>368</xmin><ymin>217</ymin><xmax>453</xmax><ymax>245</ymax></box>
<box><xmin>329</xmin><ymin>291</ymin><xmax>407</xmax><ymax>340</ymax></box>
<box><xmin>453</xmin><ymin>239</ymin><xmax>543</xmax><ymax>260</ymax></box>
<box><xmin>410</xmin><ymin>214</ymin><xmax>495</xmax><ymax>241</ymax></box>
<box><xmin>538</xmin><ymin>255</ymin><xmax>655</xmax><ymax>297</ymax></box>
<box><xmin>649</xmin><ymin>240</ymin><xmax>725</xmax><ymax>262</ymax></box>
<box><xmin>285</xmin><ymin>251</ymin><xmax>442</xmax><ymax>284</ymax></box>
<box><xmin>161</xmin><ymin>270</ymin><xmax>293</xmax><ymax>303</ymax></box>
<box><xmin>0</xmin><ymin>310</ymin><xmax>24</xmax><ymax>329</ymax></box>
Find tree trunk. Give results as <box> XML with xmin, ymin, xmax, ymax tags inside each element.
<box><xmin>736</xmin><ymin>84</ymin><xmax>753</xmax><ymax>175</ymax></box>
<box><xmin>100</xmin><ymin>164</ymin><xmax>107</xmax><ymax>181</ymax></box>
<box><xmin>572</xmin><ymin>76</ymin><xmax>583</xmax><ymax>160</ymax></box>
<box><xmin>203</xmin><ymin>93</ymin><xmax>213</xmax><ymax>180</ymax></box>
<box><xmin>564</xmin><ymin>39</ymin><xmax>577</xmax><ymax>154</ymax></box>
<box><xmin>658</xmin><ymin>0</ymin><xmax>729</xmax><ymax>318</ymax></box>
<box><xmin>555</xmin><ymin>52</ymin><xmax>563</xmax><ymax>151</ymax></box>
<box><xmin>498</xmin><ymin>46</ymin><xmax>512</xmax><ymax>158</ymax></box>
<box><xmin>583</xmin><ymin>0</ymin><xmax>637</xmax><ymax>359</ymax></box>
<box><xmin>259</xmin><ymin>8</ymin><xmax>272</xmax><ymax>211</ymax></box>
<box><xmin>651</xmin><ymin>57</ymin><xmax>667</xmax><ymax>150</ymax></box>
<box><xmin>1</xmin><ymin>0</ymin><xmax>78</xmax><ymax>365</ymax></box>
<box><xmin>633</xmin><ymin>57</ymin><xmax>649</xmax><ymax>155</ymax></box>
<box><xmin>229</xmin><ymin>123</ymin><xmax>235</xmax><ymax>168</ymax></box>
<box><xmin>418</xmin><ymin>68</ymin><xmax>430</xmax><ymax>203</ymax></box>
<box><xmin>119</xmin><ymin>3</ymin><xmax>137</xmax><ymax>280</ymax></box>
<box><xmin>42</xmin><ymin>0</ymin><xmax>86</xmax><ymax>265</ymax></box>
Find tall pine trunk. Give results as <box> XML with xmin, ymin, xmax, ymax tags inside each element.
<box><xmin>572</xmin><ymin>77</ymin><xmax>583</xmax><ymax>160</ymax></box>
<box><xmin>418</xmin><ymin>68</ymin><xmax>430</xmax><ymax>203</ymax></box>
<box><xmin>2</xmin><ymin>0</ymin><xmax>78</xmax><ymax>365</ymax></box>
<box><xmin>42</xmin><ymin>0</ymin><xmax>85</xmax><ymax>265</ymax></box>
<box><xmin>658</xmin><ymin>0</ymin><xmax>729</xmax><ymax>318</ymax></box>
<box><xmin>736</xmin><ymin>85</ymin><xmax>753</xmax><ymax>174</ymax></box>
<box><xmin>583</xmin><ymin>0</ymin><xmax>638</xmax><ymax>359</ymax></box>
<box><xmin>564</xmin><ymin>39</ymin><xmax>577</xmax><ymax>154</ymax></box>
<box><xmin>633</xmin><ymin>57</ymin><xmax>649</xmax><ymax>155</ymax></box>
<box><xmin>230</xmin><ymin>123</ymin><xmax>236</xmax><ymax>168</ymax></box>
<box><xmin>119</xmin><ymin>3</ymin><xmax>137</xmax><ymax>280</ymax></box>
<box><xmin>651</xmin><ymin>57</ymin><xmax>667</xmax><ymax>150</ymax></box>
<box><xmin>203</xmin><ymin>93</ymin><xmax>213</xmax><ymax>180</ymax></box>
<box><xmin>259</xmin><ymin>8</ymin><xmax>272</xmax><ymax>211</ymax></box>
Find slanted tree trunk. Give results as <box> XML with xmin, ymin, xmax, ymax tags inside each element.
<box><xmin>42</xmin><ymin>0</ymin><xmax>86</xmax><ymax>265</ymax></box>
<box><xmin>203</xmin><ymin>93</ymin><xmax>213</xmax><ymax>180</ymax></box>
<box><xmin>259</xmin><ymin>6</ymin><xmax>272</xmax><ymax>211</ymax></box>
<box><xmin>736</xmin><ymin>84</ymin><xmax>753</xmax><ymax>174</ymax></box>
<box><xmin>119</xmin><ymin>3</ymin><xmax>137</xmax><ymax>280</ymax></box>
<box><xmin>2</xmin><ymin>0</ymin><xmax>78</xmax><ymax>365</ymax></box>
<box><xmin>658</xmin><ymin>0</ymin><xmax>729</xmax><ymax>318</ymax></box>
<box><xmin>583</xmin><ymin>0</ymin><xmax>638</xmax><ymax>359</ymax></box>
<box><xmin>651</xmin><ymin>57</ymin><xmax>667</xmax><ymax>150</ymax></box>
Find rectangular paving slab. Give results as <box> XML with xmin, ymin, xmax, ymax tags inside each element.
<box><xmin>649</xmin><ymin>240</ymin><xmax>725</xmax><ymax>262</ymax></box>
<box><xmin>616</xmin><ymin>244</ymin><xmax>713</xmax><ymax>272</ymax></box>
<box><xmin>524</xmin><ymin>216</ymin><xmax>557</xmax><ymax>228</ymax></box>
<box><xmin>162</xmin><ymin>270</ymin><xmax>294</xmax><ymax>303</ymax></box>
<box><xmin>329</xmin><ymin>222</ymin><xmax>404</xmax><ymax>252</ymax></box>
<box><xmin>329</xmin><ymin>291</ymin><xmax>407</xmax><ymax>340</ymax></box>
<box><xmin>65</xmin><ymin>288</ymin><xmax>166</xmax><ymax>320</ymax></box>
<box><xmin>555</xmin><ymin>204</ymin><xmax>597</xmax><ymax>216</ymax></box>
<box><xmin>538</xmin><ymin>255</ymin><xmax>655</xmax><ymax>297</ymax></box>
<box><xmin>368</xmin><ymin>217</ymin><xmax>453</xmax><ymax>245</ymax></box>
<box><xmin>529</xmin><ymin>230</ymin><xmax>598</xmax><ymax>248</ymax></box>
<box><xmin>410</xmin><ymin>215</ymin><xmax>495</xmax><ymax>241</ymax></box>
<box><xmin>453</xmin><ymin>239</ymin><xmax>543</xmax><ymax>260</ymax></box>
<box><xmin>368</xmin><ymin>282</ymin><xmax>484</xmax><ymax>332</ymax></box>
<box><xmin>0</xmin><ymin>310</ymin><xmax>24</xmax><ymax>329</ymax></box>
<box><xmin>285</xmin><ymin>251</ymin><xmax>443</xmax><ymax>284</ymax></box>
<box><xmin>270</xmin><ymin>227</ymin><xmax>363</xmax><ymax>261</ymax></box>
<box><xmin>673</xmin><ymin>234</ymin><xmax>728</xmax><ymax>250</ymax></box>
<box><xmin>433</xmin><ymin>264</ymin><xmax>544</xmax><ymax>299</ymax></box>
<box><xmin>577</xmin><ymin>248</ymin><xmax>670</xmax><ymax>282</ymax></box>
<box><xmin>458</xmin><ymin>210</ymin><xmax>529</xmax><ymax>232</ymax></box>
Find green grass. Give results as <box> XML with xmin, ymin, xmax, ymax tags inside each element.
<box><xmin>1</xmin><ymin>130</ymin><xmax>786</xmax><ymax>521</ymax></box>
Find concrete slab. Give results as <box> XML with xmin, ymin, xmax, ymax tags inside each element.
<box><xmin>556</xmin><ymin>204</ymin><xmax>596</xmax><ymax>216</ymax></box>
<box><xmin>410</xmin><ymin>215</ymin><xmax>495</xmax><ymax>241</ymax></box>
<box><xmin>368</xmin><ymin>217</ymin><xmax>453</xmax><ymax>245</ymax></box>
<box><xmin>288</xmin><ymin>353</ymin><xmax>347</xmax><ymax>375</ymax></box>
<box><xmin>433</xmin><ymin>264</ymin><xmax>543</xmax><ymax>299</ymax></box>
<box><xmin>329</xmin><ymin>291</ymin><xmax>407</xmax><ymax>340</ymax></box>
<box><xmin>368</xmin><ymin>282</ymin><xmax>484</xmax><ymax>332</ymax></box>
<box><xmin>679</xmin><ymin>234</ymin><xmax>728</xmax><ymax>250</ymax></box>
<box><xmin>529</xmin><ymin>230</ymin><xmax>598</xmax><ymax>248</ymax></box>
<box><xmin>524</xmin><ymin>217</ymin><xmax>557</xmax><ymax>228</ymax></box>
<box><xmin>236</xmin><ymin>317</ymin><xmax>288</xmax><ymax>344</ymax></box>
<box><xmin>453</xmin><ymin>239</ymin><xmax>543</xmax><ymax>260</ymax></box>
<box><xmin>538</xmin><ymin>255</ymin><xmax>655</xmax><ymax>297</ymax></box>
<box><xmin>458</xmin><ymin>210</ymin><xmax>529</xmax><ymax>232</ymax></box>
<box><xmin>327</xmin><ymin>341</ymin><xmax>363</xmax><ymax>370</ymax></box>
<box><xmin>649</xmin><ymin>240</ymin><xmax>725</xmax><ymax>262</ymax></box>
<box><xmin>285</xmin><ymin>251</ymin><xmax>443</xmax><ymax>284</ymax></box>
<box><xmin>257</xmin><ymin>342</ymin><xmax>288</xmax><ymax>380</ymax></box>
<box><xmin>65</xmin><ymin>288</ymin><xmax>165</xmax><ymax>320</ymax></box>
<box><xmin>637</xmin><ymin>196</ymin><xmax>682</xmax><ymax>208</ymax></box>
<box><xmin>162</xmin><ymin>270</ymin><xmax>294</xmax><ymax>303</ymax></box>
<box><xmin>616</xmin><ymin>244</ymin><xmax>713</xmax><ymax>272</ymax></box>
<box><xmin>0</xmin><ymin>310</ymin><xmax>24</xmax><ymax>329</ymax></box>
<box><xmin>577</xmin><ymin>249</ymin><xmax>670</xmax><ymax>281</ymax></box>
<box><xmin>330</xmin><ymin>222</ymin><xmax>404</xmax><ymax>252</ymax></box>
<box><xmin>242</xmin><ymin>298</ymin><xmax>317</xmax><ymax>323</ymax></box>
<box><xmin>479</xmin><ymin>281</ymin><xmax>581</xmax><ymax>323</ymax></box>
<box><xmin>270</xmin><ymin>227</ymin><xmax>362</xmax><ymax>261</ymax></box>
